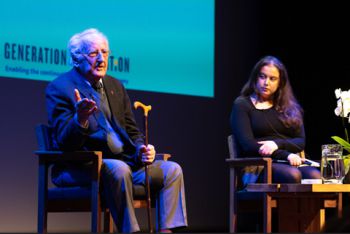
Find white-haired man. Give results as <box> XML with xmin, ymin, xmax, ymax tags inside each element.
<box><xmin>46</xmin><ymin>28</ymin><xmax>187</xmax><ymax>232</ymax></box>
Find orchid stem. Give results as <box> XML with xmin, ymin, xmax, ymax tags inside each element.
<box><xmin>345</xmin><ymin>127</ymin><xmax>349</xmax><ymax>143</ymax></box>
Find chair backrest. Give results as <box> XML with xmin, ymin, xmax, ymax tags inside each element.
<box><xmin>228</xmin><ymin>134</ymin><xmax>246</xmax><ymax>190</ymax></box>
<box><xmin>228</xmin><ymin>134</ymin><xmax>238</xmax><ymax>159</ymax></box>
<box><xmin>35</xmin><ymin>124</ymin><xmax>54</xmax><ymax>151</ymax></box>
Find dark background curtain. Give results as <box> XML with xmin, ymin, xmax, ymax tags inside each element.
<box><xmin>0</xmin><ymin>0</ymin><xmax>349</xmax><ymax>232</ymax></box>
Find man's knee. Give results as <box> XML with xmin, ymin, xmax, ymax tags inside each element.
<box><xmin>102</xmin><ymin>159</ymin><xmax>132</xmax><ymax>181</ymax></box>
<box><xmin>165</xmin><ymin>161</ymin><xmax>184</xmax><ymax>181</ymax></box>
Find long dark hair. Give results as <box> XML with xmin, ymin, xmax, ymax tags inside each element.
<box><xmin>241</xmin><ymin>55</ymin><xmax>303</xmax><ymax>128</ymax></box>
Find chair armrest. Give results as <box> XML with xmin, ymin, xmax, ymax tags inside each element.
<box><xmin>155</xmin><ymin>153</ymin><xmax>171</xmax><ymax>161</ymax></box>
<box><xmin>226</xmin><ymin>157</ymin><xmax>272</xmax><ymax>184</ymax></box>
<box><xmin>36</xmin><ymin>151</ymin><xmax>103</xmax><ymax>185</ymax></box>
<box><xmin>35</xmin><ymin>150</ymin><xmax>102</xmax><ymax>163</ymax></box>
<box><xmin>298</xmin><ymin>151</ymin><xmax>305</xmax><ymax>158</ymax></box>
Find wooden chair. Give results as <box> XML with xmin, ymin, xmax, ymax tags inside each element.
<box><xmin>226</xmin><ymin>134</ymin><xmax>275</xmax><ymax>233</ymax></box>
<box><xmin>35</xmin><ymin>124</ymin><xmax>170</xmax><ymax>233</ymax></box>
<box><xmin>226</xmin><ymin>134</ymin><xmax>343</xmax><ymax>233</ymax></box>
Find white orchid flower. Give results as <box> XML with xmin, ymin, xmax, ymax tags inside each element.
<box><xmin>335</xmin><ymin>99</ymin><xmax>343</xmax><ymax>116</ymax></box>
<box><xmin>335</xmin><ymin>88</ymin><xmax>350</xmax><ymax>119</ymax></box>
<box><xmin>343</xmin><ymin>98</ymin><xmax>350</xmax><ymax>118</ymax></box>
<box><xmin>335</xmin><ymin>88</ymin><xmax>342</xmax><ymax>99</ymax></box>
<box><xmin>341</xmin><ymin>90</ymin><xmax>350</xmax><ymax>101</ymax></box>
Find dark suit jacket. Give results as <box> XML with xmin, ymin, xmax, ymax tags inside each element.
<box><xmin>46</xmin><ymin>68</ymin><xmax>144</xmax><ymax>167</ymax></box>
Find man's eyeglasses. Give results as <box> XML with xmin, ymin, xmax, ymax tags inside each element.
<box><xmin>83</xmin><ymin>49</ymin><xmax>110</xmax><ymax>58</ymax></box>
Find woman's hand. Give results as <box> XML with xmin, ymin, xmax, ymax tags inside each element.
<box><xmin>287</xmin><ymin>153</ymin><xmax>302</xmax><ymax>166</ymax></box>
<box><xmin>258</xmin><ymin>140</ymin><xmax>278</xmax><ymax>156</ymax></box>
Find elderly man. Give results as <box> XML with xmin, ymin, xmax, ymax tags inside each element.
<box><xmin>46</xmin><ymin>28</ymin><xmax>187</xmax><ymax>232</ymax></box>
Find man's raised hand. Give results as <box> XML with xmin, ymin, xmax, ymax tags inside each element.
<box><xmin>74</xmin><ymin>89</ymin><xmax>97</xmax><ymax>126</ymax></box>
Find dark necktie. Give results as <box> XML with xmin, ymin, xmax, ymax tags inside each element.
<box><xmin>94</xmin><ymin>81</ymin><xmax>111</xmax><ymax>120</ymax></box>
<box><xmin>94</xmin><ymin>81</ymin><xmax>124</xmax><ymax>154</ymax></box>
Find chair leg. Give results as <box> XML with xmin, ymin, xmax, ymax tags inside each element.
<box><xmin>91</xmin><ymin>189</ymin><xmax>101</xmax><ymax>232</ymax></box>
<box><xmin>263</xmin><ymin>193</ymin><xmax>272</xmax><ymax>233</ymax></box>
<box><xmin>104</xmin><ymin>209</ymin><xmax>114</xmax><ymax>233</ymax></box>
<box><xmin>37</xmin><ymin>204</ymin><xmax>47</xmax><ymax>234</ymax></box>
<box><xmin>38</xmin><ymin>162</ymin><xmax>48</xmax><ymax>233</ymax></box>
<box><xmin>337</xmin><ymin>193</ymin><xmax>343</xmax><ymax>218</ymax></box>
<box><xmin>155</xmin><ymin>193</ymin><xmax>160</xmax><ymax>232</ymax></box>
<box><xmin>229</xmin><ymin>168</ymin><xmax>237</xmax><ymax>233</ymax></box>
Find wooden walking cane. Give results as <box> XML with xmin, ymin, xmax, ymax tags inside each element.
<box><xmin>134</xmin><ymin>101</ymin><xmax>154</xmax><ymax>233</ymax></box>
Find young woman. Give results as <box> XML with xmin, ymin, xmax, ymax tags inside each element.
<box><xmin>230</xmin><ymin>55</ymin><xmax>320</xmax><ymax>186</ymax></box>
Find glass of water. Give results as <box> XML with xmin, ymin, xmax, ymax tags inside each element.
<box><xmin>321</xmin><ymin>144</ymin><xmax>345</xmax><ymax>184</ymax></box>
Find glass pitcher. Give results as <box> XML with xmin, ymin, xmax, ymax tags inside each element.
<box><xmin>321</xmin><ymin>144</ymin><xmax>345</xmax><ymax>184</ymax></box>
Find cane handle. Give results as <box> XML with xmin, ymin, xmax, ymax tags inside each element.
<box><xmin>134</xmin><ymin>101</ymin><xmax>152</xmax><ymax>117</ymax></box>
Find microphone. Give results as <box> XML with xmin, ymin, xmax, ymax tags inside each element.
<box><xmin>303</xmin><ymin>159</ymin><xmax>320</xmax><ymax>167</ymax></box>
<box><xmin>273</xmin><ymin>159</ymin><xmax>320</xmax><ymax>167</ymax></box>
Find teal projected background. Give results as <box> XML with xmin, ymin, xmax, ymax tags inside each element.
<box><xmin>0</xmin><ymin>0</ymin><xmax>214</xmax><ymax>97</ymax></box>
